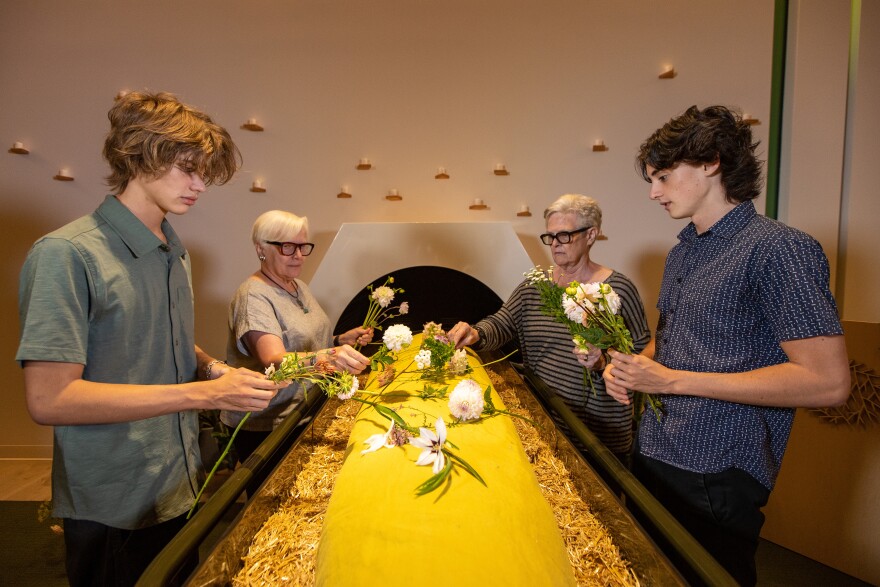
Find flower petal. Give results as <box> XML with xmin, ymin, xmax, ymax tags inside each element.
<box><xmin>361</xmin><ymin>434</ymin><xmax>387</xmax><ymax>454</ymax></box>
<box><xmin>432</xmin><ymin>450</ymin><xmax>446</xmax><ymax>475</ymax></box>
<box><xmin>415</xmin><ymin>449</ymin><xmax>437</xmax><ymax>467</ymax></box>
<box><xmin>435</xmin><ymin>418</ymin><xmax>447</xmax><ymax>444</ymax></box>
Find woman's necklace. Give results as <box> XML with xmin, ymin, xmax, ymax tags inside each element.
<box><xmin>260</xmin><ymin>270</ymin><xmax>310</xmax><ymax>314</ymax></box>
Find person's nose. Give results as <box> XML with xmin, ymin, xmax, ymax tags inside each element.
<box><xmin>190</xmin><ymin>173</ymin><xmax>206</xmax><ymax>193</ymax></box>
<box><xmin>649</xmin><ymin>181</ymin><xmax>662</xmax><ymax>200</ymax></box>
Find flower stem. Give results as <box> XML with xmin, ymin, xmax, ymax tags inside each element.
<box><xmin>187</xmin><ymin>412</ymin><xmax>249</xmax><ymax>519</ymax></box>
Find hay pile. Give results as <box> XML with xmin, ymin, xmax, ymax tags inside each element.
<box><xmin>232</xmin><ymin>369</ymin><xmax>638</xmax><ymax>586</ymax></box>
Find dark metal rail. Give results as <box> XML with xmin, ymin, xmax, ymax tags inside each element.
<box><xmin>137</xmin><ymin>391</ymin><xmax>326</xmax><ymax>586</ymax></box>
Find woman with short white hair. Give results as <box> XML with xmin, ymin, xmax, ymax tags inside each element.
<box><xmin>220</xmin><ymin>210</ymin><xmax>373</xmax><ymax>461</ymax></box>
<box><xmin>449</xmin><ymin>194</ymin><xmax>650</xmax><ymax>462</ymax></box>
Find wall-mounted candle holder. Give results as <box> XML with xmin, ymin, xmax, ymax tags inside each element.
<box><xmin>9</xmin><ymin>141</ymin><xmax>29</xmax><ymax>154</ymax></box>
<box><xmin>115</xmin><ymin>90</ymin><xmax>130</xmax><ymax>100</ymax></box>
<box><xmin>597</xmin><ymin>231</ymin><xmax>608</xmax><ymax>241</ymax></box>
<box><xmin>250</xmin><ymin>179</ymin><xmax>267</xmax><ymax>192</ymax></box>
<box><xmin>742</xmin><ymin>113</ymin><xmax>760</xmax><ymax>125</ymax></box>
<box><xmin>469</xmin><ymin>198</ymin><xmax>488</xmax><ymax>210</ymax></box>
<box><xmin>337</xmin><ymin>186</ymin><xmax>352</xmax><ymax>198</ymax></box>
<box><xmin>356</xmin><ymin>158</ymin><xmax>372</xmax><ymax>170</ymax></box>
<box><xmin>385</xmin><ymin>189</ymin><xmax>402</xmax><ymax>201</ymax></box>
<box><xmin>516</xmin><ymin>205</ymin><xmax>532</xmax><ymax>217</ymax></box>
<box><xmin>659</xmin><ymin>65</ymin><xmax>676</xmax><ymax>79</ymax></box>
<box><xmin>53</xmin><ymin>168</ymin><xmax>74</xmax><ymax>181</ymax></box>
<box><xmin>592</xmin><ymin>139</ymin><xmax>608</xmax><ymax>152</ymax></box>
<box><xmin>435</xmin><ymin>167</ymin><xmax>449</xmax><ymax>179</ymax></box>
<box><xmin>493</xmin><ymin>164</ymin><xmax>509</xmax><ymax>176</ymax></box>
<box><xmin>242</xmin><ymin>118</ymin><xmax>264</xmax><ymax>131</ymax></box>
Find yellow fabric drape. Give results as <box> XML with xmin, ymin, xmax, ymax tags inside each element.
<box><xmin>316</xmin><ymin>334</ymin><xmax>575</xmax><ymax>586</ymax></box>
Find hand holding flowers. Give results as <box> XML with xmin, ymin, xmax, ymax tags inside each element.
<box><xmin>188</xmin><ymin>351</ymin><xmax>360</xmax><ymax>518</ymax></box>
<box><xmin>526</xmin><ymin>266</ymin><xmax>662</xmax><ymax>421</ymax></box>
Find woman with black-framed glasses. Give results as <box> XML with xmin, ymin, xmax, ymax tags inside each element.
<box><xmin>220</xmin><ymin>210</ymin><xmax>374</xmax><ymax>464</ymax></box>
<box><xmin>448</xmin><ymin>194</ymin><xmax>651</xmax><ymax>465</ymax></box>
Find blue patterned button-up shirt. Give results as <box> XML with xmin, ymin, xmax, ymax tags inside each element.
<box><xmin>638</xmin><ymin>201</ymin><xmax>843</xmax><ymax>489</ymax></box>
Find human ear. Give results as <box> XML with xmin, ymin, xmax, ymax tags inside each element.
<box><xmin>704</xmin><ymin>159</ymin><xmax>721</xmax><ymax>176</ymax></box>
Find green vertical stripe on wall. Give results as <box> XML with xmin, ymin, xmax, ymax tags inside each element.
<box><xmin>766</xmin><ymin>0</ymin><xmax>789</xmax><ymax>220</ymax></box>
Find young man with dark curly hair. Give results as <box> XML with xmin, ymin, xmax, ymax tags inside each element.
<box><xmin>17</xmin><ymin>91</ymin><xmax>282</xmax><ymax>586</ymax></box>
<box><xmin>605</xmin><ymin>105</ymin><xmax>850</xmax><ymax>585</ymax></box>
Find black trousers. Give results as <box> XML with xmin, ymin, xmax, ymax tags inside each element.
<box><xmin>633</xmin><ymin>452</ymin><xmax>771</xmax><ymax>586</ymax></box>
<box><xmin>63</xmin><ymin>512</ymin><xmax>196</xmax><ymax>587</ymax></box>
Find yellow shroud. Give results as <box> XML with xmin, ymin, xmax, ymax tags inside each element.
<box><xmin>316</xmin><ymin>334</ymin><xmax>575</xmax><ymax>586</ymax></box>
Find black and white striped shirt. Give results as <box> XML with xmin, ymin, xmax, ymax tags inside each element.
<box><xmin>474</xmin><ymin>272</ymin><xmax>650</xmax><ymax>454</ymax></box>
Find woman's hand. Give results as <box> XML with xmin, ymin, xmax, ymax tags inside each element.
<box><xmin>324</xmin><ymin>345</ymin><xmax>370</xmax><ymax>374</ymax></box>
<box><xmin>337</xmin><ymin>326</ymin><xmax>374</xmax><ymax>347</ymax></box>
<box><xmin>572</xmin><ymin>342</ymin><xmax>604</xmax><ymax>370</ymax></box>
<box><xmin>448</xmin><ymin>322</ymin><xmax>479</xmax><ymax>349</ymax></box>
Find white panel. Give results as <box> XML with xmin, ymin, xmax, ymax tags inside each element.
<box><xmin>310</xmin><ymin>222</ymin><xmax>533</xmax><ymax>326</ymax></box>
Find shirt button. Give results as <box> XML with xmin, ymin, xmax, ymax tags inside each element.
<box><xmin>676</xmin><ymin>277</ymin><xmax>683</xmax><ymax>283</ymax></box>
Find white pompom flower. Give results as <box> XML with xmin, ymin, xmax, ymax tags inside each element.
<box><xmin>415</xmin><ymin>349</ymin><xmax>432</xmax><ymax>370</ymax></box>
<box><xmin>448</xmin><ymin>379</ymin><xmax>485</xmax><ymax>421</ymax></box>
<box><xmin>383</xmin><ymin>324</ymin><xmax>413</xmax><ymax>352</ymax></box>
<box><xmin>371</xmin><ymin>286</ymin><xmax>395</xmax><ymax>308</ymax></box>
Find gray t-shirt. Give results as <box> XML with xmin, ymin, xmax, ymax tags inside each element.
<box><xmin>16</xmin><ymin>195</ymin><xmax>201</xmax><ymax>529</ymax></box>
<box><xmin>220</xmin><ymin>277</ymin><xmax>332</xmax><ymax>431</ymax></box>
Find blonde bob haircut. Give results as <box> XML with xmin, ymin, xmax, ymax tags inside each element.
<box><xmin>102</xmin><ymin>91</ymin><xmax>241</xmax><ymax>193</ymax></box>
<box><xmin>543</xmin><ymin>193</ymin><xmax>602</xmax><ymax>231</ymax></box>
<box><xmin>252</xmin><ymin>210</ymin><xmax>310</xmax><ymax>246</ymax></box>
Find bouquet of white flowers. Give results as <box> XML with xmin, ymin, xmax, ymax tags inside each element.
<box><xmin>526</xmin><ymin>266</ymin><xmax>662</xmax><ymax>421</ymax></box>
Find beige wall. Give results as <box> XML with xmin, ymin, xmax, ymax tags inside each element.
<box><xmin>0</xmin><ymin>0</ymin><xmax>774</xmax><ymax>454</ymax></box>
<box><xmin>1</xmin><ymin>0</ymin><xmax>877</xmax><ymax>582</ymax></box>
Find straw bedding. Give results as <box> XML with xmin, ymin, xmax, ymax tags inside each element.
<box><xmin>231</xmin><ymin>367</ymin><xmax>639</xmax><ymax>586</ymax></box>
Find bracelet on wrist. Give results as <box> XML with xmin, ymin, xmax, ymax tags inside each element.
<box><xmin>205</xmin><ymin>359</ymin><xmax>226</xmax><ymax>380</ymax></box>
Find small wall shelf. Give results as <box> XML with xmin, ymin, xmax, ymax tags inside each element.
<box><xmin>242</xmin><ymin>119</ymin><xmax>264</xmax><ymax>131</ymax></box>
<box><xmin>659</xmin><ymin>66</ymin><xmax>676</xmax><ymax>79</ymax></box>
<box><xmin>9</xmin><ymin>142</ymin><xmax>29</xmax><ymax>154</ymax></box>
<box><xmin>337</xmin><ymin>191</ymin><xmax>352</xmax><ymax>198</ymax></box>
<box><xmin>357</xmin><ymin>158</ymin><xmax>372</xmax><ymax>170</ymax></box>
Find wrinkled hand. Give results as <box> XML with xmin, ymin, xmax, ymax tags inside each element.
<box><xmin>340</xmin><ymin>326</ymin><xmax>374</xmax><ymax>347</ymax></box>
<box><xmin>572</xmin><ymin>341</ymin><xmax>603</xmax><ymax>370</ymax></box>
<box><xmin>209</xmin><ymin>367</ymin><xmax>283</xmax><ymax>411</ymax></box>
<box><xmin>605</xmin><ymin>349</ymin><xmax>672</xmax><ymax>405</ymax></box>
<box><xmin>328</xmin><ymin>345</ymin><xmax>370</xmax><ymax>374</ymax></box>
<box><xmin>448</xmin><ymin>321</ymin><xmax>479</xmax><ymax>349</ymax></box>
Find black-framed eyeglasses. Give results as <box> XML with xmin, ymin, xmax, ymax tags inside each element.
<box><xmin>265</xmin><ymin>241</ymin><xmax>315</xmax><ymax>256</ymax></box>
<box><xmin>539</xmin><ymin>226</ymin><xmax>590</xmax><ymax>245</ymax></box>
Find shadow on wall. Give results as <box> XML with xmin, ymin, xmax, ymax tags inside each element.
<box><xmin>188</xmin><ymin>243</ymin><xmax>232</xmax><ymax>361</ymax></box>
<box><xmin>2</xmin><ymin>202</ymin><xmax>70</xmax><ymax>451</ymax></box>
<box><xmin>633</xmin><ymin>249</ymin><xmax>667</xmax><ymax>334</ymax></box>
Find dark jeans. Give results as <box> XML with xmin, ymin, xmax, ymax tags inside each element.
<box><xmin>64</xmin><ymin>513</ymin><xmax>196</xmax><ymax>587</ymax></box>
<box><xmin>633</xmin><ymin>452</ymin><xmax>770</xmax><ymax>586</ymax></box>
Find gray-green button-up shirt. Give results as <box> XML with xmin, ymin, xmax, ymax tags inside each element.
<box><xmin>17</xmin><ymin>195</ymin><xmax>202</xmax><ymax>529</ymax></box>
